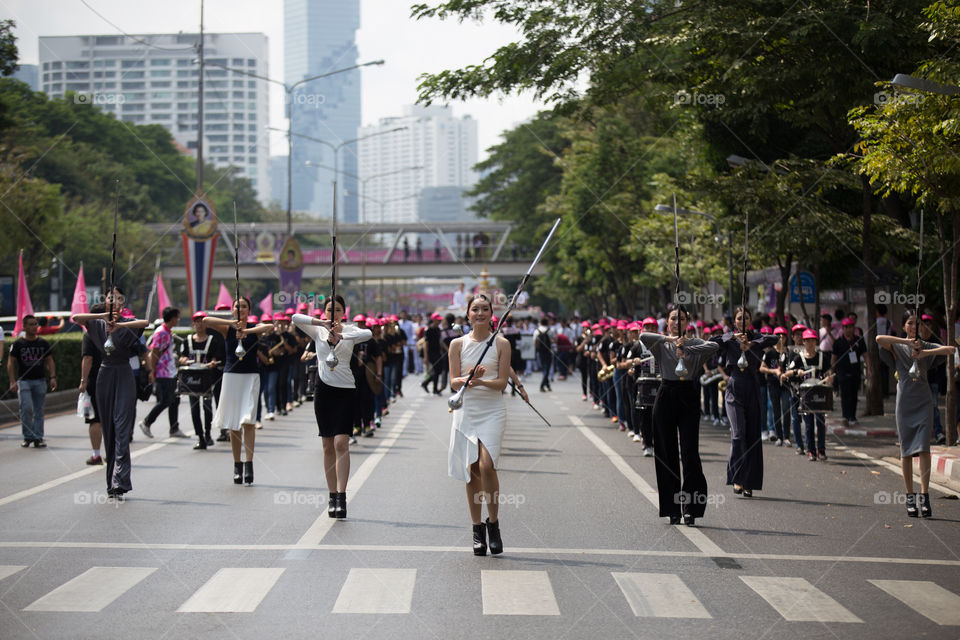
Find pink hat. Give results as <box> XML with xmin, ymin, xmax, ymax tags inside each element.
<box><xmin>119</xmin><ymin>308</ymin><xmax>135</xmax><ymax>319</ymax></box>
<box><xmin>774</xmin><ymin>326</ymin><xmax>788</xmax><ymax>335</ymax></box>
<box><xmin>353</xmin><ymin>314</ymin><xmax>366</xmax><ymax>323</ymax></box>
<box><xmin>792</xmin><ymin>323</ymin><xmax>807</xmax><ymax>333</ymax></box>
<box><xmin>389</xmin><ymin>314</ymin><xmax>398</xmax><ymax>322</ymax></box>
<box><xmin>591</xmin><ymin>323</ymin><xmax>601</xmax><ymax>330</ymax></box>
<box><xmin>712</xmin><ymin>325</ymin><xmax>723</xmax><ymax>333</ymax></box>
<box><xmin>627</xmin><ymin>322</ymin><xmax>640</xmax><ymax>331</ymax></box>
<box><xmin>760</xmin><ymin>326</ymin><xmax>772</xmax><ymax>334</ymax></box>
<box><xmin>921</xmin><ymin>314</ymin><xmax>933</xmax><ymax>321</ymax></box>
<box><xmin>191</xmin><ymin>311</ymin><xmax>207</xmax><ymax>320</ymax></box>
<box><xmin>275</xmin><ymin>314</ymin><xmax>289</xmax><ymax>322</ymax></box>
<box><xmin>642</xmin><ymin>317</ymin><xmax>657</xmax><ymax>326</ymax></box>
<box><xmin>581</xmin><ymin>320</ymin><xmax>590</xmax><ymax>327</ymax></box>
<box><xmin>841</xmin><ymin>317</ymin><xmax>855</xmax><ymax>326</ymax></box>
<box><xmin>214</xmin><ymin>303</ymin><xmax>230</xmax><ymax>311</ymax></box>
<box><xmin>260</xmin><ymin>313</ymin><xmax>272</xmax><ymax>322</ymax></box>
<box><xmin>297</xmin><ymin>303</ymin><xmax>308</xmax><ymax>311</ymax></box>
<box><xmin>686</xmin><ymin>324</ymin><xmax>696</xmax><ymax>332</ymax></box>
<box><xmin>366</xmin><ymin>317</ymin><xmax>379</xmax><ymax>327</ymax></box>
<box><xmin>312</xmin><ymin>309</ymin><xmax>323</xmax><ymax>317</ymax></box>
<box><xmin>802</xmin><ymin>329</ymin><xmax>818</xmax><ymax>340</ymax></box>
<box><xmin>593</xmin><ymin>328</ymin><xmax>602</xmax><ymax>335</ymax></box>
<box><xmin>431</xmin><ymin>313</ymin><xmax>442</xmax><ymax>320</ymax></box>
<box><xmin>617</xmin><ymin>320</ymin><xmax>628</xmax><ymax>330</ymax></box>
<box><xmin>247</xmin><ymin>315</ymin><xmax>259</xmax><ymax>324</ymax></box>
<box><xmin>284</xmin><ymin>307</ymin><xmax>295</xmax><ymax>315</ymax></box>
<box><xmin>768</xmin><ymin>311</ymin><xmax>777</xmax><ymax>318</ymax></box>
<box><xmin>702</xmin><ymin>325</ymin><xmax>712</xmax><ymax>334</ymax></box>
<box><xmin>695</xmin><ymin>320</ymin><xmax>705</xmax><ymax>327</ymax></box>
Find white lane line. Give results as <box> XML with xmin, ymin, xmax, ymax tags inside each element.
<box><xmin>612</xmin><ymin>572</ymin><xmax>711</xmax><ymax>618</ymax></box>
<box><xmin>295</xmin><ymin>411</ymin><xmax>414</xmax><ymax>547</ymax></box>
<box><xmin>24</xmin><ymin>567</ymin><xmax>157</xmax><ymax>612</ymax></box>
<box><xmin>0</xmin><ymin>441</ymin><xmax>171</xmax><ymax>508</ymax></box>
<box><xmin>332</xmin><ymin>568</ymin><xmax>417</xmax><ymax>614</ymax></box>
<box><xmin>481</xmin><ymin>570</ymin><xmax>560</xmax><ymax>616</ymax></box>
<box><xmin>177</xmin><ymin>568</ymin><xmax>285</xmax><ymax>613</ymax></box>
<box><xmin>0</xmin><ymin>565</ymin><xmax>26</xmax><ymax>581</ymax></box>
<box><xmin>740</xmin><ymin>576</ymin><xmax>863</xmax><ymax>623</ymax></box>
<box><xmin>869</xmin><ymin>579</ymin><xmax>960</xmax><ymax>625</ymax></box>
<box><xmin>571</xmin><ymin>416</ymin><xmax>724</xmax><ymax>556</ymax></box>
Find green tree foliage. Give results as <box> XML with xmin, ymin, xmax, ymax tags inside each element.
<box><xmin>0</xmin><ymin>20</ymin><xmax>17</xmax><ymax>78</ymax></box>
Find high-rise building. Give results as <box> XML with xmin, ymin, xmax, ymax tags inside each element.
<box><xmin>12</xmin><ymin>63</ymin><xmax>38</xmax><ymax>90</ymax></box>
<box><xmin>358</xmin><ymin>105</ymin><xmax>478</xmax><ymax>225</ymax></box>
<box><xmin>269</xmin><ymin>155</ymin><xmax>288</xmax><ymax>210</ymax></box>
<box><xmin>285</xmin><ymin>0</ymin><xmax>361</xmax><ymax>222</ymax></box>
<box><xmin>38</xmin><ymin>33</ymin><xmax>270</xmax><ymax>203</ymax></box>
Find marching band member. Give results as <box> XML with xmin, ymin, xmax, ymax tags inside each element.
<box><xmin>787</xmin><ymin>323</ymin><xmax>808</xmax><ymax>454</ymax></box>
<box><xmin>759</xmin><ymin>327</ymin><xmax>792</xmax><ymax>445</ymax></box>
<box><xmin>628</xmin><ymin>317</ymin><xmax>659</xmax><ymax>455</ymax></box>
<box><xmin>641</xmin><ymin>307</ymin><xmax>719</xmax><ymax>526</ymax></box>
<box><xmin>715</xmin><ymin>307</ymin><xmax>778</xmax><ymax>497</ymax></box>
<box><xmin>575</xmin><ymin>321</ymin><xmax>591</xmax><ymax>401</ymax></box>
<box><xmin>782</xmin><ymin>328</ymin><xmax>834</xmax><ymax>461</ymax></box>
<box><xmin>877</xmin><ymin>311</ymin><xmax>953</xmax><ymax>518</ymax></box>
<box><xmin>178</xmin><ymin>311</ymin><xmax>225</xmax><ymax>450</ymax></box>
<box><xmin>292</xmin><ymin>297</ymin><xmax>372</xmax><ymax>519</ymax></box>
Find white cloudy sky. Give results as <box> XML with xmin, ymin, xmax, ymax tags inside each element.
<box><xmin>1</xmin><ymin>0</ymin><xmax>542</xmax><ymax>158</ymax></box>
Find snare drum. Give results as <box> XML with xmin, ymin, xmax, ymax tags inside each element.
<box><xmin>634</xmin><ymin>377</ymin><xmax>661</xmax><ymax>409</ymax></box>
<box><xmin>176</xmin><ymin>365</ymin><xmax>221</xmax><ymax>397</ymax></box>
<box><xmin>798</xmin><ymin>379</ymin><xmax>834</xmax><ymax>414</ymax></box>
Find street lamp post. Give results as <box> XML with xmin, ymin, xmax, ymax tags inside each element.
<box><xmin>202</xmin><ymin>58</ymin><xmax>385</xmax><ymax>234</ymax></box>
<box><xmin>654</xmin><ymin>204</ymin><xmax>736</xmax><ymax>320</ymax></box>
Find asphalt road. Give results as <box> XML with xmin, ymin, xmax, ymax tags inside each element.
<box><xmin>0</xmin><ymin>375</ymin><xmax>958</xmax><ymax>640</ymax></box>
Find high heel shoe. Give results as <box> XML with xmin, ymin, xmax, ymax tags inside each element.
<box><xmin>472</xmin><ymin>523</ymin><xmax>487</xmax><ymax>556</ymax></box>
<box><xmin>732</xmin><ymin>485</ymin><xmax>742</xmax><ymax>495</ymax></box>
<box><xmin>243</xmin><ymin>460</ymin><xmax>253</xmax><ymax>485</ymax></box>
<box><xmin>919</xmin><ymin>492</ymin><xmax>932</xmax><ymax>518</ymax></box>
<box><xmin>334</xmin><ymin>492</ymin><xmax>347</xmax><ymax>519</ymax></box>
<box><xmin>486</xmin><ymin>518</ymin><xmax>503</xmax><ymax>555</ymax></box>
<box><xmin>905</xmin><ymin>493</ymin><xmax>918</xmax><ymax>518</ymax></box>
<box><xmin>233</xmin><ymin>462</ymin><xmax>243</xmax><ymax>485</ymax></box>
<box><xmin>668</xmin><ymin>515</ymin><xmax>681</xmax><ymax>525</ymax></box>
<box><xmin>328</xmin><ymin>492</ymin><xmax>337</xmax><ymax>519</ymax></box>
<box><xmin>742</xmin><ymin>489</ymin><xmax>753</xmax><ymax>498</ymax></box>
<box><xmin>683</xmin><ymin>514</ymin><xmax>696</xmax><ymax>527</ymax></box>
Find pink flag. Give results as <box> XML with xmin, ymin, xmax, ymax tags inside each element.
<box><xmin>13</xmin><ymin>251</ymin><xmax>34</xmax><ymax>337</ymax></box>
<box><xmin>216</xmin><ymin>282</ymin><xmax>233</xmax><ymax>309</ymax></box>
<box><xmin>71</xmin><ymin>264</ymin><xmax>89</xmax><ymax>316</ymax></box>
<box><xmin>157</xmin><ymin>273</ymin><xmax>172</xmax><ymax>313</ymax></box>
<box><xmin>259</xmin><ymin>292</ymin><xmax>273</xmax><ymax>318</ymax></box>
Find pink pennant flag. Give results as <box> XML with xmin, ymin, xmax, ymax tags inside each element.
<box><xmin>13</xmin><ymin>251</ymin><xmax>34</xmax><ymax>337</ymax></box>
<box><xmin>216</xmin><ymin>282</ymin><xmax>233</xmax><ymax>309</ymax></box>
<box><xmin>259</xmin><ymin>292</ymin><xmax>273</xmax><ymax>318</ymax></box>
<box><xmin>71</xmin><ymin>264</ymin><xmax>89</xmax><ymax>316</ymax></box>
<box><xmin>157</xmin><ymin>273</ymin><xmax>172</xmax><ymax>313</ymax></box>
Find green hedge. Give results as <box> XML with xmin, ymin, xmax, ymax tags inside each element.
<box><xmin>1</xmin><ymin>332</ymin><xmax>84</xmax><ymax>394</ymax></box>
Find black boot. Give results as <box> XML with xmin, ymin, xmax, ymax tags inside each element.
<box><xmin>217</xmin><ymin>429</ymin><xmax>230</xmax><ymax>442</ymax></box>
<box><xmin>193</xmin><ymin>436</ymin><xmax>207</xmax><ymax>450</ymax></box>
<box><xmin>919</xmin><ymin>492</ymin><xmax>932</xmax><ymax>518</ymax></box>
<box><xmin>472</xmin><ymin>523</ymin><xmax>487</xmax><ymax>556</ymax></box>
<box><xmin>334</xmin><ymin>492</ymin><xmax>347</xmax><ymax>519</ymax></box>
<box><xmin>233</xmin><ymin>462</ymin><xmax>243</xmax><ymax>484</ymax></box>
<box><xmin>328</xmin><ymin>492</ymin><xmax>337</xmax><ymax>519</ymax></box>
<box><xmin>205</xmin><ymin>429</ymin><xmax>214</xmax><ymax>447</ymax></box>
<box><xmin>243</xmin><ymin>460</ymin><xmax>253</xmax><ymax>485</ymax></box>
<box><xmin>486</xmin><ymin>518</ymin><xmax>503</xmax><ymax>555</ymax></box>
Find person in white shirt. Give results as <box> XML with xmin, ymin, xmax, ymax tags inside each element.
<box><xmin>452</xmin><ymin>283</ymin><xmax>468</xmax><ymax>309</ymax></box>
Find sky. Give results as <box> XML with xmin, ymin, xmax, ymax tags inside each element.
<box><xmin>1</xmin><ymin>0</ymin><xmax>543</xmax><ymax>159</ymax></box>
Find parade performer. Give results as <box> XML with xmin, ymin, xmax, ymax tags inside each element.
<box><xmin>292</xmin><ymin>296</ymin><xmax>372</xmax><ymax>519</ymax></box>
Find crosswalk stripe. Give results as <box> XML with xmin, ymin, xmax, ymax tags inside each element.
<box><xmin>740</xmin><ymin>576</ymin><xmax>863</xmax><ymax>623</ymax></box>
<box><xmin>0</xmin><ymin>565</ymin><xmax>26</xmax><ymax>581</ymax></box>
<box><xmin>482</xmin><ymin>570</ymin><xmax>560</xmax><ymax>616</ymax></box>
<box><xmin>869</xmin><ymin>579</ymin><xmax>960</xmax><ymax>625</ymax></box>
<box><xmin>612</xmin><ymin>572</ymin><xmax>711</xmax><ymax>618</ymax></box>
<box><xmin>24</xmin><ymin>567</ymin><xmax>157</xmax><ymax>612</ymax></box>
<box><xmin>177</xmin><ymin>568</ymin><xmax>285</xmax><ymax>613</ymax></box>
<box><xmin>332</xmin><ymin>568</ymin><xmax>417</xmax><ymax>614</ymax></box>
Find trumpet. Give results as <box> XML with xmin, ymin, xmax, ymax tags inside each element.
<box><xmin>597</xmin><ymin>364</ymin><xmax>615</xmax><ymax>382</ymax></box>
<box><xmin>266</xmin><ymin>339</ymin><xmax>286</xmax><ymax>366</ymax></box>
<box><xmin>718</xmin><ymin>378</ymin><xmax>728</xmax><ymax>393</ymax></box>
<box><xmin>700</xmin><ymin>369</ymin><xmax>723</xmax><ymax>385</ymax></box>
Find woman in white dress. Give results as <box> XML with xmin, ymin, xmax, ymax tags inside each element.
<box><xmin>448</xmin><ymin>294</ymin><xmax>511</xmax><ymax>555</ymax></box>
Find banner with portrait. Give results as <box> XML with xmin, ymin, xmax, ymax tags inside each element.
<box><xmin>278</xmin><ymin>235</ymin><xmax>304</xmax><ymax>307</ymax></box>
<box><xmin>181</xmin><ymin>196</ymin><xmax>219</xmax><ymax>314</ymax></box>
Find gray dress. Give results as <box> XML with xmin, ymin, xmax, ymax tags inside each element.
<box><xmin>880</xmin><ymin>342</ymin><xmax>945</xmax><ymax>456</ymax></box>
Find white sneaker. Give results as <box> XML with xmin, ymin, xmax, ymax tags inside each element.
<box><xmin>348</xmin><ymin>436</ymin><xmax>358</xmax><ymax>445</ymax></box>
<box><xmin>627</xmin><ymin>430</ymin><xmax>636</xmax><ymax>438</ymax></box>
<box><xmin>633</xmin><ymin>434</ymin><xmax>642</xmax><ymax>443</ymax></box>
<box><xmin>255</xmin><ymin>422</ymin><xmax>263</xmax><ymax>430</ymax></box>
<box><xmin>642</xmin><ymin>447</ymin><xmax>653</xmax><ymax>457</ymax></box>
<box><xmin>138</xmin><ymin>421</ymin><xmax>153</xmax><ymax>439</ymax></box>
<box><xmin>265</xmin><ymin>412</ymin><xmax>275</xmax><ymax>421</ymax></box>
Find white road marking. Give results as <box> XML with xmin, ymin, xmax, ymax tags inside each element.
<box><xmin>332</xmin><ymin>568</ymin><xmax>417</xmax><ymax>614</ymax></box>
<box><xmin>295</xmin><ymin>412</ymin><xmax>414</xmax><ymax>547</ymax></box>
<box><xmin>740</xmin><ymin>576</ymin><xmax>863</xmax><ymax>623</ymax></box>
<box><xmin>24</xmin><ymin>567</ymin><xmax>157</xmax><ymax>612</ymax></box>
<box><xmin>0</xmin><ymin>565</ymin><xmax>26</xmax><ymax>581</ymax></box>
<box><xmin>869</xmin><ymin>579</ymin><xmax>960</xmax><ymax>625</ymax></box>
<box><xmin>612</xmin><ymin>572</ymin><xmax>711</xmax><ymax>618</ymax></box>
<box><xmin>177</xmin><ymin>568</ymin><xmax>285</xmax><ymax>613</ymax></box>
<box><xmin>572</xmin><ymin>415</ymin><xmax>724</xmax><ymax>556</ymax></box>
<box><xmin>482</xmin><ymin>570</ymin><xmax>560</xmax><ymax>616</ymax></box>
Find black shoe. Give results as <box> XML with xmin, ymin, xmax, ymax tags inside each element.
<box><xmin>107</xmin><ymin>486</ymin><xmax>127</xmax><ymax>500</ymax></box>
<box><xmin>205</xmin><ymin>432</ymin><xmax>214</xmax><ymax>447</ymax></box>
<box><xmin>328</xmin><ymin>492</ymin><xmax>337</xmax><ymax>518</ymax></box>
<box><xmin>217</xmin><ymin>430</ymin><xmax>230</xmax><ymax>442</ymax></box>
<box><xmin>919</xmin><ymin>492</ymin><xmax>932</xmax><ymax>518</ymax></box>
<box><xmin>906</xmin><ymin>493</ymin><xmax>918</xmax><ymax>518</ymax></box>
<box><xmin>732</xmin><ymin>485</ymin><xmax>743</xmax><ymax>495</ymax></box>
<box><xmin>936</xmin><ymin>433</ymin><xmax>947</xmax><ymax>445</ymax></box>
<box><xmin>472</xmin><ymin>523</ymin><xmax>487</xmax><ymax>556</ymax></box>
<box><xmin>20</xmin><ymin>440</ymin><xmax>32</xmax><ymax>448</ymax></box>
<box><xmin>683</xmin><ymin>514</ymin><xmax>696</xmax><ymax>527</ymax></box>
<box><xmin>742</xmin><ymin>489</ymin><xmax>753</xmax><ymax>498</ymax></box>
<box><xmin>668</xmin><ymin>515</ymin><xmax>681</xmax><ymax>525</ymax></box>
<box><xmin>193</xmin><ymin>440</ymin><xmax>207</xmax><ymax>450</ymax></box>
<box><xmin>334</xmin><ymin>492</ymin><xmax>347</xmax><ymax>519</ymax></box>
<box><xmin>243</xmin><ymin>461</ymin><xmax>254</xmax><ymax>485</ymax></box>
<box><xmin>818</xmin><ymin>449</ymin><xmax>827</xmax><ymax>461</ymax></box>
<box><xmin>33</xmin><ymin>439</ymin><xmax>47</xmax><ymax>448</ymax></box>
<box><xmin>233</xmin><ymin>462</ymin><xmax>243</xmax><ymax>485</ymax></box>
<box><xmin>486</xmin><ymin>518</ymin><xmax>503</xmax><ymax>555</ymax></box>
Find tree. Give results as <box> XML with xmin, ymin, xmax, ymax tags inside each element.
<box><xmin>0</xmin><ymin>20</ymin><xmax>17</xmax><ymax>77</ymax></box>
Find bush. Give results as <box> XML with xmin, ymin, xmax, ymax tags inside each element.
<box><xmin>2</xmin><ymin>332</ymin><xmax>84</xmax><ymax>392</ymax></box>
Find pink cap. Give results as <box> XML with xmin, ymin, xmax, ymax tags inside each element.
<box><xmin>686</xmin><ymin>324</ymin><xmax>696</xmax><ymax>332</ymax></box>
<box><xmin>774</xmin><ymin>326</ymin><xmax>788</xmax><ymax>335</ymax></box>
<box><xmin>841</xmin><ymin>317</ymin><xmax>855</xmax><ymax>326</ymax></box>
<box><xmin>389</xmin><ymin>315</ymin><xmax>398</xmax><ymax>322</ymax></box>
<box><xmin>792</xmin><ymin>323</ymin><xmax>807</xmax><ymax>333</ymax></box>
<box><xmin>593</xmin><ymin>329</ymin><xmax>602</xmax><ymax>335</ymax></box>
<box><xmin>260</xmin><ymin>313</ymin><xmax>272</xmax><ymax>322</ymax></box>
<box><xmin>353</xmin><ymin>314</ymin><xmax>366</xmax><ymax>323</ymax></box>
<box><xmin>627</xmin><ymin>322</ymin><xmax>640</xmax><ymax>331</ymax></box>
<box><xmin>366</xmin><ymin>317</ymin><xmax>379</xmax><ymax>327</ymax></box>
<box><xmin>768</xmin><ymin>311</ymin><xmax>777</xmax><ymax>318</ymax></box>
<box><xmin>119</xmin><ymin>308</ymin><xmax>135</xmax><ymax>319</ymax></box>
<box><xmin>276</xmin><ymin>314</ymin><xmax>290</xmax><ymax>322</ymax></box>
<box><xmin>617</xmin><ymin>321</ymin><xmax>628</xmax><ymax>330</ymax></box>
<box><xmin>712</xmin><ymin>325</ymin><xmax>723</xmax><ymax>333</ymax></box>
<box><xmin>297</xmin><ymin>303</ymin><xmax>308</xmax><ymax>311</ymax></box>
<box><xmin>214</xmin><ymin>303</ymin><xmax>230</xmax><ymax>311</ymax></box>
<box><xmin>642</xmin><ymin>317</ymin><xmax>657</xmax><ymax>327</ymax></box>
<box><xmin>431</xmin><ymin>313</ymin><xmax>442</xmax><ymax>320</ymax></box>
<box><xmin>312</xmin><ymin>309</ymin><xmax>323</xmax><ymax>317</ymax></box>
<box><xmin>702</xmin><ymin>326</ymin><xmax>712</xmax><ymax>334</ymax></box>
<box><xmin>760</xmin><ymin>326</ymin><xmax>772</xmax><ymax>334</ymax></box>
<box><xmin>802</xmin><ymin>329</ymin><xmax>818</xmax><ymax>340</ymax></box>
<box><xmin>247</xmin><ymin>315</ymin><xmax>259</xmax><ymax>324</ymax></box>
<box><xmin>695</xmin><ymin>320</ymin><xmax>705</xmax><ymax>327</ymax></box>
<box><xmin>921</xmin><ymin>314</ymin><xmax>933</xmax><ymax>321</ymax></box>
<box><xmin>191</xmin><ymin>311</ymin><xmax>207</xmax><ymax>320</ymax></box>
<box><xmin>581</xmin><ymin>320</ymin><xmax>590</xmax><ymax>327</ymax></box>
<box><xmin>284</xmin><ymin>307</ymin><xmax>295</xmax><ymax>315</ymax></box>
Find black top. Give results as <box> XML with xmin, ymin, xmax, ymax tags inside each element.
<box><xmin>762</xmin><ymin>348</ymin><xmax>792</xmax><ymax>387</ymax></box>
<box><xmin>788</xmin><ymin>349</ymin><xmax>829</xmax><ymax>383</ymax></box>
<box><xmin>181</xmin><ymin>332</ymin><xmax>226</xmax><ymax>368</ymax></box>
<box><xmin>831</xmin><ymin>335</ymin><xmax>866</xmax><ymax>380</ymax></box>
<box><xmin>224</xmin><ymin>326</ymin><xmax>261</xmax><ymax>374</ymax></box>
<box><xmin>9</xmin><ymin>337</ymin><xmax>52</xmax><ymax>380</ymax></box>
<box><xmin>84</xmin><ymin>319</ymin><xmax>144</xmax><ymax>368</ymax></box>
<box><xmin>385</xmin><ymin>330</ymin><xmax>406</xmax><ymax>364</ymax></box>
<box><xmin>424</xmin><ymin>325</ymin><xmax>442</xmax><ymax>359</ymax></box>
<box><xmin>81</xmin><ymin>333</ymin><xmax>103</xmax><ymax>387</ymax></box>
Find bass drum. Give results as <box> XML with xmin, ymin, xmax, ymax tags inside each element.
<box><xmin>176</xmin><ymin>365</ymin><xmax>221</xmax><ymax>397</ymax></box>
<box><xmin>798</xmin><ymin>379</ymin><xmax>834</xmax><ymax>414</ymax></box>
<box><xmin>634</xmin><ymin>377</ymin><xmax>661</xmax><ymax>409</ymax></box>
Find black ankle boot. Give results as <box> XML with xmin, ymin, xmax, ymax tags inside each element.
<box><xmin>193</xmin><ymin>438</ymin><xmax>207</xmax><ymax>450</ymax></box>
<box><xmin>233</xmin><ymin>462</ymin><xmax>243</xmax><ymax>484</ymax></box>
<box><xmin>472</xmin><ymin>523</ymin><xmax>487</xmax><ymax>556</ymax></box>
<box><xmin>243</xmin><ymin>460</ymin><xmax>253</xmax><ymax>485</ymax></box>
<box><xmin>486</xmin><ymin>518</ymin><xmax>503</xmax><ymax>555</ymax></box>
<box><xmin>328</xmin><ymin>492</ymin><xmax>337</xmax><ymax>519</ymax></box>
<box><xmin>919</xmin><ymin>492</ymin><xmax>932</xmax><ymax>518</ymax></box>
<box><xmin>334</xmin><ymin>492</ymin><xmax>347</xmax><ymax>519</ymax></box>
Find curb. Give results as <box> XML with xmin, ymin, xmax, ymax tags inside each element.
<box><xmin>914</xmin><ymin>449</ymin><xmax>960</xmax><ymax>485</ymax></box>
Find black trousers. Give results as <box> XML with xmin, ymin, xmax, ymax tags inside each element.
<box><xmin>144</xmin><ymin>377</ymin><xmax>180</xmax><ymax>433</ymax></box>
<box><xmin>838</xmin><ymin>376</ymin><xmax>860</xmax><ymax>421</ymax></box>
<box><xmin>189</xmin><ymin>394</ymin><xmax>213</xmax><ymax>437</ymax></box>
<box><xmin>579</xmin><ymin>361</ymin><xmax>589</xmax><ymax>396</ymax></box>
<box><xmin>653</xmin><ymin>380</ymin><xmax>707</xmax><ymax>518</ymax></box>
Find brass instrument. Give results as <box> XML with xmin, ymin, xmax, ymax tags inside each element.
<box><xmin>266</xmin><ymin>339</ymin><xmax>286</xmax><ymax>365</ymax></box>
<box><xmin>597</xmin><ymin>364</ymin><xmax>615</xmax><ymax>382</ymax></box>
<box><xmin>699</xmin><ymin>369</ymin><xmax>723</xmax><ymax>385</ymax></box>
<box><xmin>718</xmin><ymin>378</ymin><xmax>728</xmax><ymax>393</ymax></box>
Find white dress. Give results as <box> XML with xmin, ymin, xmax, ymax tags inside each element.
<box><xmin>448</xmin><ymin>336</ymin><xmax>507</xmax><ymax>482</ymax></box>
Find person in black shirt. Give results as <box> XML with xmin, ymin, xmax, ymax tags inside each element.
<box><xmin>178</xmin><ymin>311</ymin><xmax>226</xmax><ymax>449</ymax></box>
<box><xmin>383</xmin><ymin>318</ymin><xmax>407</xmax><ymax>401</ymax></box>
<box><xmin>421</xmin><ymin>314</ymin><xmax>445</xmax><ymax>394</ymax></box>
<box><xmin>7</xmin><ymin>315</ymin><xmax>56</xmax><ymax>447</ymax></box>
<box><xmin>784</xmin><ymin>329</ymin><xmax>834</xmax><ymax>461</ymax></box>
<box><xmin>352</xmin><ymin>319</ymin><xmax>381</xmax><ymax>440</ymax></box>
<box><xmin>759</xmin><ymin>327</ymin><xmax>792</xmax><ymax>445</ymax></box>
<box><xmin>831</xmin><ymin>317</ymin><xmax>866</xmax><ymax>426</ymax></box>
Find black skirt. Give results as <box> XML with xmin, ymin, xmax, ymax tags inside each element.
<box><xmin>314</xmin><ymin>379</ymin><xmax>358</xmax><ymax>437</ymax></box>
